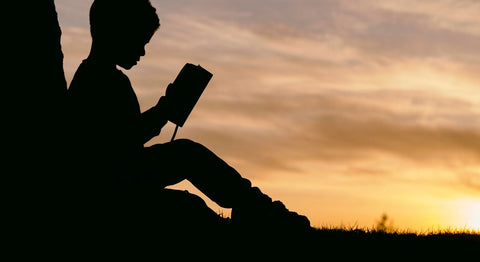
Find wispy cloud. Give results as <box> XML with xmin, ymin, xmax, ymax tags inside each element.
<box><xmin>58</xmin><ymin>0</ymin><xmax>480</xmax><ymax>191</ymax></box>
<box><xmin>56</xmin><ymin>0</ymin><xmax>480</xmax><ymax>229</ymax></box>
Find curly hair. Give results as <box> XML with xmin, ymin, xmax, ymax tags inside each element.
<box><xmin>89</xmin><ymin>0</ymin><xmax>160</xmax><ymax>40</ymax></box>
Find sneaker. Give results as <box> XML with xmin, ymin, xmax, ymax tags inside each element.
<box><xmin>231</xmin><ymin>188</ymin><xmax>311</xmax><ymax>233</ymax></box>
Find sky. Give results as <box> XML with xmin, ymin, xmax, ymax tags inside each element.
<box><xmin>55</xmin><ymin>0</ymin><xmax>480</xmax><ymax>232</ymax></box>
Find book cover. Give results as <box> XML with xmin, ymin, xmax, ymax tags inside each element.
<box><xmin>167</xmin><ymin>63</ymin><xmax>213</xmax><ymax>127</ymax></box>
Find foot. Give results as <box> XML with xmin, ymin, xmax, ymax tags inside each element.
<box><xmin>231</xmin><ymin>187</ymin><xmax>311</xmax><ymax>233</ymax></box>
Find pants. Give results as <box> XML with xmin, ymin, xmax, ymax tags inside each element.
<box><xmin>139</xmin><ymin>139</ymin><xmax>254</xmax><ymax>208</ymax></box>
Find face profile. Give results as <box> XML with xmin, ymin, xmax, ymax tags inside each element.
<box><xmin>114</xmin><ymin>32</ymin><xmax>152</xmax><ymax>70</ymax></box>
<box><xmin>88</xmin><ymin>0</ymin><xmax>160</xmax><ymax>69</ymax></box>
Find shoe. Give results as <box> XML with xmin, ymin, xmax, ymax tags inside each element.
<box><xmin>231</xmin><ymin>187</ymin><xmax>311</xmax><ymax>233</ymax></box>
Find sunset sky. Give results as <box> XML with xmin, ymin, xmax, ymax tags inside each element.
<box><xmin>55</xmin><ymin>0</ymin><xmax>480</xmax><ymax>232</ymax></box>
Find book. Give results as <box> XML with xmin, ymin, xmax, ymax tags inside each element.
<box><xmin>167</xmin><ymin>63</ymin><xmax>213</xmax><ymax>127</ymax></box>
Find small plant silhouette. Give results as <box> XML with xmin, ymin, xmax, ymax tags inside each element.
<box><xmin>375</xmin><ymin>213</ymin><xmax>394</xmax><ymax>233</ymax></box>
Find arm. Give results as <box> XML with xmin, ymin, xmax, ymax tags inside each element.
<box><xmin>139</xmin><ymin>96</ymin><xmax>169</xmax><ymax>144</ymax></box>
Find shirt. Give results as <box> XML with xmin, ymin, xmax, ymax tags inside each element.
<box><xmin>67</xmin><ymin>59</ymin><xmax>165</xmax><ymax>177</ymax></box>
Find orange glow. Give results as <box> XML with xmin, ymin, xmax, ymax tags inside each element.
<box><xmin>57</xmin><ymin>0</ymin><xmax>480</xmax><ymax>233</ymax></box>
<box><xmin>455</xmin><ymin>198</ymin><xmax>480</xmax><ymax>231</ymax></box>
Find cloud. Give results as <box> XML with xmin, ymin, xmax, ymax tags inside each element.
<box><xmin>57</xmin><ymin>0</ymin><xmax>480</xmax><ymax>194</ymax></box>
<box><xmin>143</xmin><ymin>5</ymin><xmax>480</xmax><ymax>193</ymax></box>
<box><xmin>55</xmin><ymin>1</ymin><xmax>480</xmax><ymax>230</ymax></box>
<box><xmin>458</xmin><ymin>170</ymin><xmax>480</xmax><ymax>191</ymax></box>
<box><xmin>375</xmin><ymin>0</ymin><xmax>480</xmax><ymax>36</ymax></box>
<box><xmin>162</xmin><ymin>84</ymin><xmax>480</xmax><ymax>192</ymax></box>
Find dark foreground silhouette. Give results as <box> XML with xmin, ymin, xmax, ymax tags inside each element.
<box><xmin>6</xmin><ymin>0</ymin><xmax>311</xmax><ymax>250</ymax></box>
<box><xmin>6</xmin><ymin>2</ymin><xmax>479</xmax><ymax>259</ymax></box>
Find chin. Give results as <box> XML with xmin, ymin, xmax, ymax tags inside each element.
<box><xmin>117</xmin><ymin>59</ymin><xmax>138</xmax><ymax>70</ymax></box>
<box><xmin>118</xmin><ymin>63</ymin><xmax>135</xmax><ymax>70</ymax></box>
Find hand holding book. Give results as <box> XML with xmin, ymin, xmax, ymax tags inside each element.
<box><xmin>158</xmin><ymin>63</ymin><xmax>213</xmax><ymax>127</ymax></box>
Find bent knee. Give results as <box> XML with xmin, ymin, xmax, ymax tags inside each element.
<box><xmin>171</xmin><ymin>138</ymin><xmax>196</xmax><ymax>147</ymax></box>
<box><xmin>171</xmin><ymin>139</ymin><xmax>208</xmax><ymax>154</ymax></box>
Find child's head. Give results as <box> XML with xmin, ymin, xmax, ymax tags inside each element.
<box><xmin>89</xmin><ymin>0</ymin><xmax>160</xmax><ymax>69</ymax></box>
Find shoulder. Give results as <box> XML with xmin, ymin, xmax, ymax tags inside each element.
<box><xmin>68</xmin><ymin>60</ymin><xmax>131</xmax><ymax>95</ymax></box>
<box><xmin>72</xmin><ymin>59</ymin><xmax>125</xmax><ymax>84</ymax></box>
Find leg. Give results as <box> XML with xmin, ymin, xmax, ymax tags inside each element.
<box><xmin>142</xmin><ymin>139</ymin><xmax>311</xmax><ymax>232</ymax></box>
<box><xmin>154</xmin><ymin>188</ymin><xmax>228</xmax><ymax>232</ymax></box>
<box><xmin>143</xmin><ymin>139</ymin><xmax>253</xmax><ymax>208</ymax></box>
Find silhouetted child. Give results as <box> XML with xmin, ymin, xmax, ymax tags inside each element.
<box><xmin>67</xmin><ymin>0</ymin><xmax>310</xmax><ymax>232</ymax></box>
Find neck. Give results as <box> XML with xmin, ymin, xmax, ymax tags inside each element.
<box><xmin>87</xmin><ymin>40</ymin><xmax>116</xmax><ymax>68</ymax></box>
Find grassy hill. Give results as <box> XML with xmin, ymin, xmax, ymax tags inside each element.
<box><xmin>142</xmin><ymin>226</ymin><xmax>474</xmax><ymax>261</ymax></box>
<box><xmin>220</xmin><ymin>226</ymin><xmax>479</xmax><ymax>260</ymax></box>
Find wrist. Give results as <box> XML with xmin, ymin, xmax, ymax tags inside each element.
<box><xmin>155</xmin><ymin>96</ymin><xmax>170</xmax><ymax>118</ymax></box>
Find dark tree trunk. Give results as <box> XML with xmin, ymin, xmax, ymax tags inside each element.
<box><xmin>4</xmin><ymin>0</ymin><xmax>68</xmax><ymax>236</ymax></box>
<box><xmin>5</xmin><ymin>0</ymin><xmax>67</xmax><ymax>179</ymax></box>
